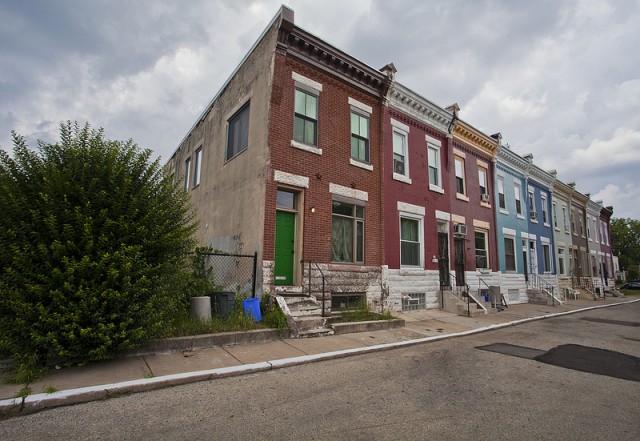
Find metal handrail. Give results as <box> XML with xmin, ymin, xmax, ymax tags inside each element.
<box><xmin>448</xmin><ymin>272</ymin><xmax>471</xmax><ymax>317</ymax></box>
<box><xmin>305</xmin><ymin>261</ymin><xmax>328</xmax><ymax>317</ymax></box>
<box><xmin>529</xmin><ymin>273</ymin><xmax>563</xmax><ymax>305</ymax></box>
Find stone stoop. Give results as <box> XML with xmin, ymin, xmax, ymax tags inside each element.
<box><xmin>527</xmin><ymin>288</ymin><xmax>551</xmax><ymax>305</ymax></box>
<box><xmin>441</xmin><ymin>291</ymin><xmax>493</xmax><ymax>317</ymax></box>
<box><xmin>275</xmin><ymin>295</ymin><xmax>334</xmax><ymax>338</ymax></box>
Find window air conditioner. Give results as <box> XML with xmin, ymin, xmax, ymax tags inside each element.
<box><xmin>530</xmin><ymin>211</ymin><xmax>538</xmax><ymax>220</ymax></box>
<box><xmin>454</xmin><ymin>224</ymin><xmax>467</xmax><ymax>236</ymax></box>
<box><xmin>481</xmin><ymin>193</ymin><xmax>490</xmax><ymax>202</ymax></box>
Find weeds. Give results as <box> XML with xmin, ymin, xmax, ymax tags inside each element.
<box><xmin>331</xmin><ymin>300</ymin><xmax>395</xmax><ymax>323</ymax></box>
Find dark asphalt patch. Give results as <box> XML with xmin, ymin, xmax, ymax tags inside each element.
<box><xmin>580</xmin><ymin>317</ymin><xmax>640</xmax><ymax>327</ymax></box>
<box><xmin>476</xmin><ymin>343</ymin><xmax>546</xmax><ymax>360</ymax></box>
<box><xmin>534</xmin><ymin>344</ymin><xmax>640</xmax><ymax>382</ymax></box>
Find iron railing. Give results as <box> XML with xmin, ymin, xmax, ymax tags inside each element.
<box><xmin>304</xmin><ymin>261</ymin><xmax>328</xmax><ymax>317</ymax></box>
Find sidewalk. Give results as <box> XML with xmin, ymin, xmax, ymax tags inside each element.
<box><xmin>1</xmin><ymin>296</ymin><xmax>636</xmax><ymax>415</ymax></box>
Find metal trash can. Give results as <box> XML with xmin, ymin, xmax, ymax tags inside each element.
<box><xmin>212</xmin><ymin>292</ymin><xmax>235</xmax><ymax>317</ymax></box>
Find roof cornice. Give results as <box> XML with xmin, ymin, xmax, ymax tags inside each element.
<box><xmin>496</xmin><ymin>146</ymin><xmax>529</xmax><ymax>174</ymax></box>
<box><xmin>452</xmin><ymin>120</ymin><xmax>499</xmax><ymax>158</ymax></box>
<box><xmin>528</xmin><ymin>163</ymin><xmax>555</xmax><ymax>188</ymax></box>
<box><xmin>280</xmin><ymin>22</ymin><xmax>389</xmax><ymax>97</ymax></box>
<box><xmin>387</xmin><ymin>83</ymin><xmax>453</xmax><ymax>134</ymax></box>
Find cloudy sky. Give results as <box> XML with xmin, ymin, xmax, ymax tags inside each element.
<box><xmin>2</xmin><ymin>0</ymin><xmax>639</xmax><ymax>218</ymax></box>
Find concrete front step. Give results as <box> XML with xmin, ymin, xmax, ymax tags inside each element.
<box><xmin>297</xmin><ymin>327</ymin><xmax>334</xmax><ymax>338</ymax></box>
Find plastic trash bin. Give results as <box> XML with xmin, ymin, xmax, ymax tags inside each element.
<box><xmin>212</xmin><ymin>292</ymin><xmax>235</xmax><ymax>317</ymax></box>
<box><xmin>243</xmin><ymin>298</ymin><xmax>262</xmax><ymax>322</ymax></box>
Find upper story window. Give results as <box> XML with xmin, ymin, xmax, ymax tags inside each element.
<box><xmin>391</xmin><ymin>119</ymin><xmax>411</xmax><ymax>183</ymax></box>
<box><xmin>426</xmin><ymin>135</ymin><xmax>442</xmax><ymax>192</ymax></box>
<box><xmin>541</xmin><ymin>195</ymin><xmax>549</xmax><ymax>225</ymax></box>
<box><xmin>552</xmin><ymin>202</ymin><xmax>558</xmax><ymax>229</ymax></box>
<box><xmin>227</xmin><ymin>102</ymin><xmax>250</xmax><ymax>160</ymax></box>
<box><xmin>193</xmin><ymin>147</ymin><xmax>202</xmax><ymax>187</ymax></box>
<box><xmin>528</xmin><ymin>189</ymin><xmax>537</xmax><ymax>221</ymax></box>
<box><xmin>497</xmin><ymin>176</ymin><xmax>506</xmax><ymax>210</ymax></box>
<box><xmin>351</xmin><ymin>111</ymin><xmax>369</xmax><ymax>163</ymax></box>
<box><xmin>294</xmin><ymin>89</ymin><xmax>318</xmax><ymax>146</ymax></box>
<box><xmin>514</xmin><ymin>182</ymin><xmax>523</xmax><ymax>216</ymax></box>
<box><xmin>562</xmin><ymin>206</ymin><xmax>569</xmax><ymax>232</ymax></box>
<box><xmin>504</xmin><ymin>236</ymin><xmax>516</xmax><ymax>272</ymax></box>
<box><xmin>455</xmin><ymin>156</ymin><xmax>466</xmax><ymax>196</ymax></box>
<box><xmin>478</xmin><ymin>167</ymin><xmax>488</xmax><ymax>196</ymax></box>
<box><xmin>331</xmin><ymin>201</ymin><xmax>365</xmax><ymax>264</ymax></box>
<box><xmin>571</xmin><ymin>211</ymin><xmax>576</xmax><ymax>235</ymax></box>
<box><xmin>184</xmin><ymin>157</ymin><xmax>191</xmax><ymax>191</ymax></box>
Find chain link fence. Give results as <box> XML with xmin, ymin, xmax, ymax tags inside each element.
<box><xmin>202</xmin><ymin>252</ymin><xmax>258</xmax><ymax>298</ymax></box>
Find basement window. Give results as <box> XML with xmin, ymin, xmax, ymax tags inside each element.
<box><xmin>402</xmin><ymin>292</ymin><xmax>426</xmax><ymax>311</ymax></box>
<box><xmin>331</xmin><ymin>293</ymin><xmax>365</xmax><ymax>311</ymax></box>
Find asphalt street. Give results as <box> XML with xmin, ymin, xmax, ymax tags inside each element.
<box><xmin>1</xmin><ymin>302</ymin><xmax>638</xmax><ymax>440</ymax></box>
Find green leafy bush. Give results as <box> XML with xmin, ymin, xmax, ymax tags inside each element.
<box><xmin>0</xmin><ymin>122</ymin><xmax>197</xmax><ymax>367</ymax></box>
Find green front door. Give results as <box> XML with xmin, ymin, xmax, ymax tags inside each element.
<box><xmin>275</xmin><ymin>211</ymin><xmax>296</xmax><ymax>285</ymax></box>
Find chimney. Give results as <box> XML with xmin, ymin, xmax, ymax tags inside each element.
<box><xmin>380</xmin><ymin>63</ymin><xmax>397</xmax><ymax>81</ymax></box>
<box><xmin>446</xmin><ymin>103</ymin><xmax>460</xmax><ymax>117</ymax></box>
<box><xmin>548</xmin><ymin>169</ymin><xmax>557</xmax><ymax>178</ymax></box>
<box><xmin>523</xmin><ymin>153</ymin><xmax>533</xmax><ymax>163</ymax></box>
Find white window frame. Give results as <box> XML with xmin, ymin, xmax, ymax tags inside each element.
<box><xmin>541</xmin><ymin>194</ymin><xmax>549</xmax><ymax>226</ymax></box>
<box><xmin>562</xmin><ymin>205</ymin><xmax>569</xmax><ymax>233</ymax></box>
<box><xmin>291</xmin><ymin>72</ymin><xmax>323</xmax><ymax>155</ymax></box>
<box><xmin>454</xmin><ymin>156</ymin><xmax>467</xmax><ymax>198</ymax></box>
<box><xmin>543</xmin><ymin>243</ymin><xmax>552</xmax><ymax>273</ymax></box>
<box><xmin>475</xmin><ymin>229</ymin><xmax>489</xmax><ymax>270</ymax></box>
<box><xmin>552</xmin><ymin>201</ymin><xmax>558</xmax><ymax>229</ymax></box>
<box><xmin>426</xmin><ymin>135</ymin><xmax>443</xmax><ymax>193</ymax></box>
<box><xmin>504</xmin><ymin>235</ymin><xmax>517</xmax><ymax>272</ymax></box>
<box><xmin>391</xmin><ymin>119</ymin><xmax>411</xmax><ymax>184</ymax></box>
<box><xmin>497</xmin><ymin>176</ymin><xmax>507</xmax><ymax>212</ymax></box>
<box><xmin>514</xmin><ymin>182</ymin><xmax>524</xmax><ymax>217</ymax></box>
<box><xmin>528</xmin><ymin>188</ymin><xmax>537</xmax><ymax>222</ymax></box>
<box><xmin>398</xmin><ymin>201</ymin><xmax>424</xmax><ymax>268</ymax></box>
<box><xmin>558</xmin><ymin>247</ymin><xmax>566</xmax><ymax>276</ymax></box>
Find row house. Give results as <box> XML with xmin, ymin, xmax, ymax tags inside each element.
<box><xmin>523</xmin><ymin>155</ymin><xmax>557</xmax><ymax>286</ymax></box>
<box><xmin>167</xmin><ymin>6</ymin><xmax>615</xmax><ymax>317</ymax></box>
<box><xmin>381</xmin><ymin>78</ymin><xmax>455</xmax><ymax>311</ymax></box>
<box><xmin>494</xmin><ymin>145</ymin><xmax>530</xmax><ymax>303</ymax></box>
<box><xmin>447</xmin><ymin>107</ymin><xmax>500</xmax><ymax>294</ymax></box>
<box><xmin>552</xmin><ymin>176</ymin><xmax>574</xmax><ymax>290</ymax></box>
<box><xmin>166</xmin><ymin>7</ymin><xmax>391</xmax><ymax>315</ymax></box>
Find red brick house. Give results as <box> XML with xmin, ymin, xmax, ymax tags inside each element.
<box><xmin>381</xmin><ymin>79</ymin><xmax>455</xmax><ymax>311</ymax></box>
<box><xmin>166</xmin><ymin>7</ymin><xmax>392</xmax><ymax>317</ymax></box>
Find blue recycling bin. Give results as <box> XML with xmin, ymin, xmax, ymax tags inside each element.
<box><xmin>243</xmin><ymin>298</ymin><xmax>262</xmax><ymax>322</ymax></box>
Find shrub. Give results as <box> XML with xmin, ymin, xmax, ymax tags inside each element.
<box><xmin>0</xmin><ymin>122</ymin><xmax>197</xmax><ymax>367</ymax></box>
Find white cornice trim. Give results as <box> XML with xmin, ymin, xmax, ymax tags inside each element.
<box><xmin>388</xmin><ymin>83</ymin><xmax>453</xmax><ymax>134</ymax></box>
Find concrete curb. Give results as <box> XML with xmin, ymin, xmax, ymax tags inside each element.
<box><xmin>1</xmin><ymin>299</ymin><xmax>637</xmax><ymax>416</ymax></box>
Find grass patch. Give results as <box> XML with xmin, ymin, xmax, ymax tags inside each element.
<box><xmin>167</xmin><ymin>294</ymin><xmax>289</xmax><ymax>337</ymax></box>
<box><xmin>330</xmin><ymin>301</ymin><xmax>396</xmax><ymax>323</ymax></box>
<box><xmin>618</xmin><ymin>288</ymin><xmax>640</xmax><ymax>296</ymax></box>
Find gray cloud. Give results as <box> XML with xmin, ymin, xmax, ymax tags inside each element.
<box><xmin>1</xmin><ymin>0</ymin><xmax>638</xmax><ymax>218</ymax></box>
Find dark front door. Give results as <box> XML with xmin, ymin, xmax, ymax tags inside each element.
<box><xmin>438</xmin><ymin>232</ymin><xmax>450</xmax><ymax>288</ymax></box>
<box><xmin>453</xmin><ymin>237</ymin><xmax>465</xmax><ymax>286</ymax></box>
<box><xmin>274</xmin><ymin>211</ymin><xmax>295</xmax><ymax>285</ymax></box>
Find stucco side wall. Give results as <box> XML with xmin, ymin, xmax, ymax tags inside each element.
<box><xmin>166</xmin><ymin>18</ymin><xmax>281</xmax><ymax>297</ymax></box>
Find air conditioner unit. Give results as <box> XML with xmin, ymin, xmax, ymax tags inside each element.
<box><xmin>481</xmin><ymin>193</ymin><xmax>490</xmax><ymax>202</ymax></box>
<box><xmin>454</xmin><ymin>224</ymin><xmax>467</xmax><ymax>236</ymax></box>
<box><xmin>530</xmin><ymin>211</ymin><xmax>538</xmax><ymax>220</ymax></box>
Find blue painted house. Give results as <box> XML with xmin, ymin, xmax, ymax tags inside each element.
<box><xmin>494</xmin><ymin>145</ymin><xmax>531</xmax><ymax>303</ymax></box>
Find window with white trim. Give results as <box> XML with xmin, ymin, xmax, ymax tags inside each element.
<box><xmin>455</xmin><ymin>156</ymin><xmax>466</xmax><ymax>195</ymax></box>
<box><xmin>400</xmin><ymin>216</ymin><xmax>422</xmax><ymax>267</ymax></box>
<box><xmin>193</xmin><ymin>147</ymin><xmax>202</xmax><ymax>187</ymax></box>
<box><xmin>497</xmin><ymin>176</ymin><xmax>506</xmax><ymax>210</ymax></box>
<box><xmin>393</xmin><ymin>131</ymin><xmax>408</xmax><ymax>177</ymax></box>
<box><xmin>541</xmin><ymin>195</ymin><xmax>549</xmax><ymax>225</ymax></box>
<box><xmin>475</xmin><ymin>230</ymin><xmax>488</xmax><ymax>269</ymax></box>
<box><xmin>331</xmin><ymin>201</ymin><xmax>365</xmax><ymax>264</ymax></box>
<box><xmin>552</xmin><ymin>202</ymin><xmax>558</xmax><ymax>229</ymax></box>
<box><xmin>543</xmin><ymin>244</ymin><xmax>551</xmax><ymax>272</ymax></box>
<box><xmin>558</xmin><ymin>247</ymin><xmax>565</xmax><ymax>275</ymax></box>
<box><xmin>504</xmin><ymin>236</ymin><xmax>516</xmax><ymax>272</ymax></box>
<box><xmin>478</xmin><ymin>166</ymin><xmax>488</xmax><ymax>198</ymax></box>
<box><xmin>294</xmin><ymin>89</ymin><xmax>318</xmax><ymax>146</ymax></box>
<box><xmin>528</xmin><ymin>189</ymin><xmax>536</xmax><ymax>220</ymax></box>
<box><xmin>514</xmin><ymin>182</ymin><xmax>523</xmax><ymax>215</ymax></box>
<box><xmin>427</xmin><ymin>139</ymin><xmax>442</xmax><ymax>190</ymax></box>
<box><xmin>562</xmin><ymin>206</ymin><xmax>569</xmax><ymax>232</ymax></box>
<box><xmin>351</xmin><ymin>111</ymin><xmax>369</xmax><ymax>163</ymax></box>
